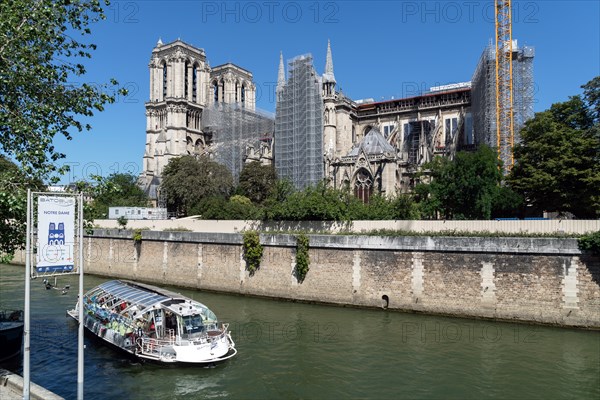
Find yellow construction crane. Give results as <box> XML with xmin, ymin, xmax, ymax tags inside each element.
<box><xmin>495</xmin><ymin>0</ymin><xmax>514</xmax><ymax>172</ymax></box>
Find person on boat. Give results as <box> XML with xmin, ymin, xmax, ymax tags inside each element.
<box><xmin>165</xmin><ymin>312</ymin><xmax>177</xmax><ymax>332</ymax></box>
<box><xmin>148</xmin><ymin>321</ymin><xmax>156</xmax><ymax>337</ymax></box>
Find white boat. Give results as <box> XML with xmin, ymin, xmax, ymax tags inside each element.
<box><xmin>67</xmin><ymin>280</ymin><xmax>236</xmax><ymax>364</ymax></box>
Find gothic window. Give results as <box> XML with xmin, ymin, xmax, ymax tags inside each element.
<box><xmin>444</xmin><ymin>117</ymin><xmax>458</xmax><ymax>145</ymax></box>
<box><xmin>235</xmin><ymin>82</ymin><xmax>239</xmax><ymax>103</ymax></box>
<box><xmin>185</xmin><ymin>61</ymin><xmax>190</xmax><ymax>98</ymax></box>
<box><xmin>220</xmin><ymin>79</ymin><xmax>225</xmax><ymax>103</ymax></box>
<box><xmin>186</xmin><ymin>137</ymin><xmax>193</xmax><ymax>154</ymax></box>
<box><xmin>192</xmin><ymin>64</ymin><xmax>198</xmax><ymax>103</ymax></box>
<box><xmin>212</xmin><ymin>81</ymin><xmax>218</xmax><ymax>103</ymax></box>
<box><xmin>383</xmin><ymin>124</ymin><xmax>395</xmax><ymax>138</ymax></box>
<box><xmin>162</xmin><ymin>62</ymin><xmax>168</xmax><ymax>99</ymax></box>
<box><xmin>241</xmin><ymin>84</ymin><xmax>246</xmax><ymax>105</ymax></box>
<box><xmin>354</xmin><ymin>168</ymin><xmax>373</xmax><ymax>204</ymax></box>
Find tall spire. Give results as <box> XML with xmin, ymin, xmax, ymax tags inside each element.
<box><xmin>277</xmin><ymin>51</ymin><xmax>285</xmax><ymax>92</ymax></box>
<box><xmin>323</xmin><ymin>39</ymin><xmax>336</xmax><ymax>83</ymax></box>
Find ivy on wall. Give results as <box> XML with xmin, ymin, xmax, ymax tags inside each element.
<box><xmin>132</xmin><ymin>229</ymin><xmax>142</xmax><ymax>244</ymax></box>
<box><xmin>243</xmin><ymin>230</ymin><xmax>263</xmax><ymax>275</ymax></box>
<box><xmin>295</xmin><ymin>233</ymin><xmax>310</xmax><ymax>283</ymax></box>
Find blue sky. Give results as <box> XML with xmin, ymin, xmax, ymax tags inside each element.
<box><xmin>55</xmin><ymin>0</ymin><xmax>600</xmax><ymax>183</ymax></box>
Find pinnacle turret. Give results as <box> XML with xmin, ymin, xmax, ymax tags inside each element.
<box><xmin>277</xmin><ymin>51</ymin><xmax>285</xmax><ymax>92</ymax></box>
<box><xmin>323</xmin><ymin>39</ymin><xmax>336</xmax><ymax>83</ymax></box>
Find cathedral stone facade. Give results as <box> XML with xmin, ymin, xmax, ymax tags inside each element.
<box><xmin>283</xmin><ymin>41</ymin><xmax>474</xmax><ymax>200</ymax></box>
<box><xmin>140</xmin><ymin>39</ymin><xmax>485</xmax><ymax>203</ymax></box>
<box><xmin>141</xmin><ymin>39</ymin><xmax>257</xmax><ymax>199</ymax></box>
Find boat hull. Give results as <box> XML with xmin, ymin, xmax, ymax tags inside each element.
<box><xmin>0</xmin><ymin>321</ymin><xmax>24</xmax><ymax>362</ymax></box>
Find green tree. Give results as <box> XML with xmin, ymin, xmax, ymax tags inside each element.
<box><xmin>0</xmin><ymin>156</ymin><xmax>44</xmax><ymax>261</ymax></box>
<box><xmin>237</xmin><ymin>162</ymin><xmax>277</xmax><ymax>204</ymax></box>
<box><xmin>225</xmin><ymin>195</ymin><xmax>263</xmax><ymax>220</ymax></box>
<box><xmin>191</xmin><ymin>195</ymin><xmax>263</xmax><ymax>220</ymax></box>
<box><xmin>508</xmin><ymin>77</ymin><xmax>600</xmax><ymax>218</ymax></box>
<box><xmin>347</xmin><ymin>193</ymin><xmax>394</xmax><ymax>220</ymax></box>
<box><xmin>0</xmin><ymin>0</ymin><xmax>124</xmax><ymax>258</ymax></box>
<box><xmin>161</xmin><ymin>156</ymin><xmax>233</xmax><ymax>216</ymax></box>
<box><xmin>85</xmin><ymin>173</ymin><xmax>149</xmax><ymax>219</ymax></box>
<box><xmin>262</xmin><ymin>179</ymin><xmax>295</xmax><ymax>218</ymax></box>
<box><xmin>267</xmin><ymin>182</ymin><xmax>348</xmax><ymax>221</ymax></box>
<box><xmin>0</xmin><ymin>0</ymin><xmax>125</xmax><ymax>178</ymax></box>
<box><xmin>582</xmin><ymin>76</ymin><xmax>600</xmax><ymax>122</ymax></box>
<box><xmin>415</xmin><ymin>145</ymin><xmax>508</xmax><ymax>219</ymax></box>
<box><xmin>390</xmin><ymin>193</ymin><xmax>421</xmax><ymax>220</ymax></box>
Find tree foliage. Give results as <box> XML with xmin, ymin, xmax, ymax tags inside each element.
<box><xmin>508</xmin><ymin>77</ymin><xmax>600</xmax><ymax>218</ymax></box>
<box><xmin>261</xmin><ymin>182</ymin><xmax>421</xmax><ymax>221</ymax></box>
<box><xmin>578</xmin><ymin>231</ymin><xmax>600</xmax><ymax>255</ymax></box>
<box><xmin>0</xmin><ymin>0</ymin><xmax>125</xmax><ymax>178</ymax></box>
<box><xmin>415</xmin><ymin>145</ymin><xmax>514</xmax><ymax>219</ymax></box>
<box><xmin>347</xmin><ymin>193</ymin><xmax>421</xmax><ymax>220</ymax></box>
<box><xmin>190</xmin><ymin>195</ymin><xmax>263</xmax><ymax>220</ymax></box>
<box><xmin>161</xmin><ymin>156</ymin><xmax>233</xmax><ymax>216</ymax></box>
<box><xmin>0</xmin><ymin>156</ymin><xmax>44</xmax><ymax>261</ymax></box>
<box><xmin>82</xmin><ymin>173</ymin><xmax>149</xmax><ymax>220</ymax></box>
<box><xmin>0</xmin><ymin>0</ymin><xmax>124</xmax><ymax>258</ymax></box>
<box><xmin>265</xmin><ymin>182</ymin><xmax>348</xmax><ymax>221</ymax></box>
<box><xmin>237</xmin><ymin>162</ymin><xmax>277</xmax><ymax>204</ymax></box>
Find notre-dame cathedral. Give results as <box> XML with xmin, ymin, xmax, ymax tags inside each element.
<box><xmin>140</xmin><ymin>39</ymin><xmax>261</xmax><ymax>200</ymax></box>
<box><xmin>140</xmin><ymin>38</ymin><xmax>533</xmax><ymax>203</ymax></box>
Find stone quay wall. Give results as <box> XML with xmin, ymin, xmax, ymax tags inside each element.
<box><xmin>23</xmin><ymin>229</ymin><xmax>599</xmax><ymax>328</ymax></box>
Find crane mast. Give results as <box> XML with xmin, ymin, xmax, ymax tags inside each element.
<box><xmin>495</xmin><ymin>0</ymin><xmax>514</xmax><ymax>172</ymax></box>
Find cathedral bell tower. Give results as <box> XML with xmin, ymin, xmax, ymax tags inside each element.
<box><xmin>142</xmin><ymin>39</ymin><xmax>210</xmax><ymax>199</ymax></box>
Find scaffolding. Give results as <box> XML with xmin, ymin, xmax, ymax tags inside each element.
<box><xmin>403</xmin><ymin>120</ymin><xmax>434</xmax><ymax>166</ymax></box>
<box><xmin>274</xmin><ymin>54</ymin><xmax>324</xmax><ymax>190</ymax></box>
<box><xmin>495</xmin><ymin>0</ymin><xmax>514</xmax><ymax>171</ymax></box>
<box><xmin>202</xmin><ymin>103</ymin><xmax>274</xmax><ymax>183</ymax></box>
<box><xmin>471</xmin><ymin>41</ymin><xmax>534</xmax><ymax>168</ymax></box>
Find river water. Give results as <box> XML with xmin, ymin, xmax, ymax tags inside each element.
<box><xmin>0</xmin><ymin>264</ymin><xmax>598</xmax><ymax>399</ymax></box>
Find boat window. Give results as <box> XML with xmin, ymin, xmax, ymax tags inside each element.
<box><xmin>182</xmin><ymin>315</ymin><xmax>204</xmax><ymax>335</ymax></box>
<box><xmin>203</xmin><ymin>309</ymin><xmax>218</xmax><ymax>325</ymax></box>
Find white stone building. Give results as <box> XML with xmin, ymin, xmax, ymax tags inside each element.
<box><xmin>141</xmin><ymin>39</ymin><xmax>258</xmax><ymax>199</ymax></box>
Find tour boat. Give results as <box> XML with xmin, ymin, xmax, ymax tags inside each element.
<box><xmin>67</xmin><ymin>280</ymin><xmax>236</xmax><ymax>364</ymax></box>
<box><xmin>0</xmin><ymin>308</ymin><xmax>24</xmax><ymax>362</ymax></box>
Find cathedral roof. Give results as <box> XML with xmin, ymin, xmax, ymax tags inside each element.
<box><xmin>347</xmin><ymin>128</ymin><xmax>395</xmax><ymax>157</ymax></box>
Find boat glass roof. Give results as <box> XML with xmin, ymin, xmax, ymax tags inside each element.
<box><xmin>98</xmin><ymin>281</ymin><xmax>170</xmax><ymax>308</ymax></box>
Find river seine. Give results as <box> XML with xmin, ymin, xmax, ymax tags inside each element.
<box><xmin>1</xmin><ymin>264</ymin><xmax>598</xmax><ymax>399</ymax></box>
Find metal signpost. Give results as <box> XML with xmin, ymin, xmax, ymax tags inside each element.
<box><xmin>23</xmin><ymin>190</ymin><xmax>85</xmax><ymax>400</ymax></box>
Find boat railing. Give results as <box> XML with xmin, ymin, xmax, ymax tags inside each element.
<box><xmin>137</xmin><ymin>335</ymin><xmax>176</xmax><ymax>359</ymax></box>
<box><xmin>188</xmin><ymin>322</ymin><xmax>230</xmax><ymax>346</ymax></box>
<box><xmin>137</xmin><ymin>323</ymin><xmax>231</xmax><ymax>358</ymax></box>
